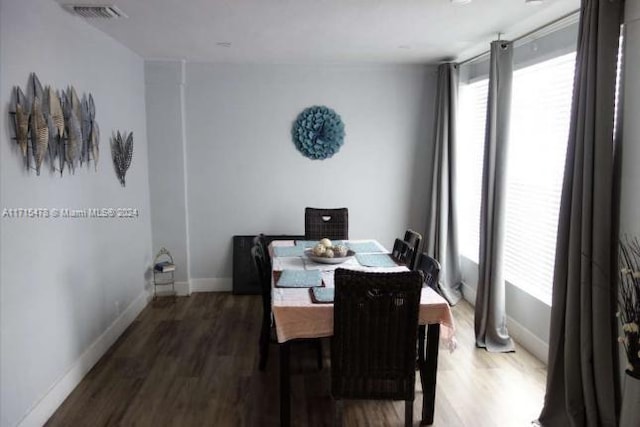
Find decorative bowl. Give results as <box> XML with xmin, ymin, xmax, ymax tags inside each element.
<box><xmin>304</xmin><ymin>248</ymin><xmax>355</xmax><ymax>264</ymax></box>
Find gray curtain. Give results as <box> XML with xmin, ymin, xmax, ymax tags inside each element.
<box><xmin>425</xmin><ymin>63</ymin><xmax>463</xmax><ymax>305</ymax></box>
<box><xmin>538</xmin><ymin>1</ymin><xmax>624</xmax><ymax>426</ymax></box>
<box><xmin>474</xmin><ymin>41</ymin><xmax>515</xmax><ymax>353</ymax></box>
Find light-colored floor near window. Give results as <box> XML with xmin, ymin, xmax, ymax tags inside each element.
<box><xmin>433</xmin><ymin>300</ymin><xmax>547</xmax><ymax>426</ymax></box>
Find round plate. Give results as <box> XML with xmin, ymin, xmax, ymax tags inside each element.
<box><xmin>304</xmin><ymin>248</ymin><xmax>355</xmax><ymax>264</ymax></box>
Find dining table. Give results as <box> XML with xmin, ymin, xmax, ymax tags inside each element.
<box><xmin>269</xmin><ymin>239</ymin><xmax>456</xmax><ymax>426</ymax></box>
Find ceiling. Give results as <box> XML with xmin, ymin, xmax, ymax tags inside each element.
<box><xmin>54</xmin><ymin>0</ymin><xmax>580</xmax><ymax>64</ymax></box>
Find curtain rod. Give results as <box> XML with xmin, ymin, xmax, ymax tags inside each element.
<box><xmin>457</xmin><ymin>9</ymin><xmax>580</xmax><ymax>66</ymax></box>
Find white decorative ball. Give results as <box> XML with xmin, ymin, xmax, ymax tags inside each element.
<box><xmin>324</xmin><ymin>249</ymin><xmax>335</xmax><ymax>258</ymax></box>
<box><xmin>319</xmin><ymin>238</ymin><xmax>332</xmax><ymax>248</ymax></box>
<box><xmin>312</xmin><ymin>244</ymin><xmax>326</xmax><ymax>256</ymax></box>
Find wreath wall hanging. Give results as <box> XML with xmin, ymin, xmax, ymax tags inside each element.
<box><xmin>292</xmin><ymin>105</ymin><xmax>345</xmax><ymax>160</ymax></box>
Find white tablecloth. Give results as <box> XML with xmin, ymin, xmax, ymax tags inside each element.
<box><xmin>270</xmin><ymin>240</ymin><xmax>456</xmax><ymax>349</ymax></box>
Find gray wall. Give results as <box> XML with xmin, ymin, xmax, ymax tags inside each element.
<box><xmin>145</xmin><ymin>61</ymin><xmax>190</xmax><ymax>283</ymax></box>
<box><xmin>146</xmin><ymin>62</ymin><xmax>437</xmax><ymax>286</ymax></box>
<box><xmin>0</xmin><ymin>1</ymin><xmax>152</xmax><ymax>426</ymax></box>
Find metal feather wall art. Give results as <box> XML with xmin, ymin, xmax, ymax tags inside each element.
<box><xmin>7</xmin><ymin>73</ymin><xmax>100</xmax><ymax>176</ymax></box>
<box><xmin>63</xmin><ymin>91</ymin><xmax>82</xmax><ymax>174</ymax></box>
<box><xmin>91</xmin><ymin>119</ymin><xmax>100</xmax><ymax>171</ymax></box>
<box><xmin>30</xmin><ymin>73</ymin><xmax>44</xmax><ymax>106</ymax></box>
<box><xmin>68</xmin><ymin>86</ymin><xmax>82</xmax><ymax>136</ymax></box>
<box><xmin>84</xmin><ymin>94</ymin><xmax>99</xmax><ymax>170</ymax></box>
<box><xmin>65</xmin><ymin>86</ymin><xmax>83</xmax><ymax>172</ymax></box>
<box><xmin>81</xmin><ymin>94</ymin><xmax>91</xmax><ymax>165</ymax></box>
<box><xmin>46</xmin><ymin>86</ymin><xmax>65</xmax><ymax>175</ymax></box>
<box><xmin>47</xmin><ymin>86</ymin><xmax>65</xmax><ymax>138</ymax></box>
<box><xmin>30</xmin><ymin>97</ymin><xmax>49</xmax><ymax>176</ymax></box>
<box><xmin>45</xmin><ymin>90</ymin><xmax>58</xmax><ymax>172</ymax></box>
<box><xmin>29</xmin><ymin>73</ymin><xmax>48</xmax><ymax>175</ymax></box>
<box><xmin>11</xmin><ymin>87</ymin><xmax>30</xmax><ymax>163</ymax></box>
<box><xmin>111</xmin><ymin>131</ymin><xmax>133</xmax><ymax>187</ymax></box>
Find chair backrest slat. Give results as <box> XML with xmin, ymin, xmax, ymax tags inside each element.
<box><xmin>403</xmin><ymin>229</ymin><xmax>422</xmax><ymax>269</ymax></box>
<box><xmin>391</xmin><ymin>238</ymin><xmax>414</xmax><ymax>267</ymax></box>
<box><xmin>305</xmin><ymin>207</ymin><xmax>349</xmax><ymax>241</ymax></box>
<box><xmin>414</xmin><ymin>252</ymin><xmax>441</xmax><ymax>291</ymax></box>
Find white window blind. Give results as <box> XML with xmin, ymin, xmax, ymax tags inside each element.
<box><xmin>456</xmin><ymin>52</ymin><xmax>576</xmax><ymax>306</ymax></box>
<box><xmin>456</xmin><ymin>79</ymin><xmax>488</xmax><ymax>263</ymax></box>
<box><xmin>504</xmin><ymin>52</ymin><xmax>575</xmax><ymax>305</ymax></box>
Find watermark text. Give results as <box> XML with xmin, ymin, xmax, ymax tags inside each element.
<box><xmin>2</xmin><ymin>208</ymin><xmax>140</xmax><ymax>219</ymax></box>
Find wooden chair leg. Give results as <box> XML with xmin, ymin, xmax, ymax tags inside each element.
<box><xmin>315</xmin><ymin>339</ymin><xmax>323</xmax><ymax>371</ymax></box>
<box><xmin>258</xmin><ymin>317</ymin><xmax>270</xmax><ymax>371</ymax></box>
<box><xmin>405</xmin><ymin>399</ymin><xmax>413</xmax><ymax>427</ymax></box>
<box><xmin>334</xmin><ymin>399</ymin><xmax>344</xmax><ymax>427</ymax></box>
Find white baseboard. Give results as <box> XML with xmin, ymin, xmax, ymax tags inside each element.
<box><xmin>175</xmin><ymin>281</ymin><xmax>190</xmax><ymax>296</ymax></box>
<box><xmin>17</xmin><ymin>290</ymin><xmax>149</xmax><ymax>427</ymax></box>
<box><xmin>461</xmin><ymin>281</ymin><xmax>548</xmax><ymax>364</ymax></box>
<box><xmin>168</xmin><ymin>278</ymin><xmax>232</xmax><ymax>296</ymax></box>
<box><xmin>190</xmin><ymin>277</ymin><xmax>231</xmax><ymax>292</ymax></box>
<box><xmin>159</xmin><ymin>279</ymin><xmax>231</xmax><ymax>296</ymax></box>
<box><xmin>461</xmin><ymin>281</ymin><xmax>477</xmax><ymax>305</ymax></box>
<box><xmin>507</xmin><ymin>314</ymin><xmax>549</xmax><ymax>364</ymax></box>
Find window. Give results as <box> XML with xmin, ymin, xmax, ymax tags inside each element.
<box><xmin>504</xmin><ymin>52</ymin><xmax>575</xmax><ymax>305</ymax></box>
<box><xmin>457</xmin><ymin>78</ymin><xmax>488</xmax><ymax>262</ymax></box>
<box><xmin>456</xmin><ymin>52</ymin><xmax>576</xmax><ymax>305</ymax></box>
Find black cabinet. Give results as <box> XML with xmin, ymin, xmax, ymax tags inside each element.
<box><xmin>233</xmin><ymin>234</ymin><xmax>305</xmax><ymax>295</ymax></box>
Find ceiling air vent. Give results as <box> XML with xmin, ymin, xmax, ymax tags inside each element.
<box><xmin>64</xmin><ymin>4</ymin><xmax>128</xmax><ymax>19</ymax></box>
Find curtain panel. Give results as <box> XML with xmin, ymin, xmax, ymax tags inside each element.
<box><xmin>538</xmin><ymin>0</ymin><xmax>625</xmax><ymax>426</ymax></box>
<box><xmin>425</xmin><ymin>63</ymin><xmax>464</xmax><ymax>305</ymax></box>
<box><xmin>474</xmin><ymin>40</ymin><xmax>516</xmax><ymax>353</ymax></box>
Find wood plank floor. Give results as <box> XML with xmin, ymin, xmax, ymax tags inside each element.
<box><xmin>46</xmin><ymin>293</ymin><xmax>547</xmax><ymax>427</ymax></box>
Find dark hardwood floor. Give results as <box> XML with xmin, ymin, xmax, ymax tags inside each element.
<box><xmin>46</xmin><ymin>293</ymin><xmax>546</xmax><ymax>426</ymax></box>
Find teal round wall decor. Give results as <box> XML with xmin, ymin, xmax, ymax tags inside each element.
<box><xmin>292</xmin><ymin>106</ymin><xmax>345</xmax><ymax>160</ymax></box>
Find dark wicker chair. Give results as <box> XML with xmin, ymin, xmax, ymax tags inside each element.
<box><xmin>414</xmin><ymin>252</ymin><xmax>441</xmax><ymax>290</ymax></box>
<box><xmin>251</xmin><ymin>239</ymin><xmax>323</xmax><ymax>372</ymax></box>
<box><xmin>391</xmin><ymin>238</ymin><xmax>414</xmax><ymax>267</ymax></box>
<box><xmin>403</xmin><ymin>229</ymin><xmax>422</xmax><ymax>269</ymax></box>
<box><xmin>253</xmin><ymin>234</ymin><xmax>270</xmax><ymax>271</ymax></box>
<box><xmin>331</xmin><ymin>269</ymin><xmax>423</xmax><ymax>427</ymax></box>
<box><xmin>304</xmin><ymin>207</ymin><xmax>349</xmax><ymax>241</ymax></box>
<box><xmin>251</xmin><ymin>242</ymin><xmax>272</xmax><ymax>371</ymax></box>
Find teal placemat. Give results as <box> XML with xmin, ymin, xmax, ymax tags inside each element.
<box><xmin>296</xmin><ymin>240</ymin><xmax>318</xmax><ymax>248</ymax></box>
<box><xmin>276</xmin><ymin>270</ymin><xmax>322</xmax><ymax>288</ymax></box>
<box><xmin>296</xmin><ymin>240</ymin><xmax>345</xmax><ymax>248</ymax></box>
<box><xmin>273</xmin><ymin>246</ymin><xmax>305</xmax><ymax>257</ymax></box>
<box><xmin>347</xmin><ymin>241</ymin><xmax>384</xmax><ymax>253</ymax></box>
<box><xmin>356</xmin><ymin>253</ymin><xmax>398</xmax><ymax>268</ymax></box>
<box><xmin>310</xmin><ymin>287</ymin><xmax>334</xmax><ymax>303</ymax></box>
